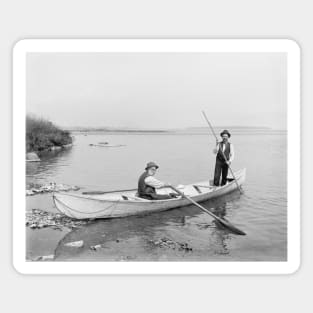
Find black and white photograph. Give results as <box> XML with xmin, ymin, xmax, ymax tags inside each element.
<box><xmin>13</xmin><ymin>39</ymin><xmax>300</xmax><ymax>274</ymax></box>
<box><xmin>3</xmin><ymin>0</ymin><xmax>312</xmax><ymax>310</ymax></box>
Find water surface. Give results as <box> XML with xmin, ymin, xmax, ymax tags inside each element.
<box><xmin>26</xmin><ymin>131</ymin><xmax>287</xmax><ymax>261</ymax></box>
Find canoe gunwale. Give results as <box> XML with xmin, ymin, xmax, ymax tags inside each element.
<box><xmin>53</xmin><ymin>168</ymin><xmax>246</xmax><ymax>205</ymax></box>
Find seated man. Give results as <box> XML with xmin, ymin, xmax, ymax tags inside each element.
<box><xmin>137</xmin><ymin>162</ymin><xmax>178</xmax><ymax>200</ymax></box>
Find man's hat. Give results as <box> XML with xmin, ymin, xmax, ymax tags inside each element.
<box><xmin>220</xmin><ymin>130</ymin><xmax>231</xmax><ymax>138</ymax></box>
<box><xmin>145</xmin><ymin>161</ymin><xmax>159</xmax><ymax>170</ymax></box>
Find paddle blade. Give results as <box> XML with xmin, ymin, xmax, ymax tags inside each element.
<box><xmin>215</xmin><ymin>218</ymin><xmax>246</xmax><ymax>235</ymax></box>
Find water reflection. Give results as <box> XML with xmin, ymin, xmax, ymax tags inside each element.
<box><xmin>211</xmin><ymin>204</ymin><xmax>231</xmax><ymax>255</ymax></box>
<box><xmin>26</xmin><ymin>148</ymin><xmax>74</xmax><ymax>183</ymax></box>
<box><xmin>54</xmin><ymin>191</ymin><xmax>240</xmax><ymax>261</ymax></box>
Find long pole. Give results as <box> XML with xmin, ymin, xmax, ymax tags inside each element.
<box><xmin>202</xmin><ymin>111</ymin><xmax>243</xmax><ymax>194</ymax></box>
<box><xmin>170</xmin><ymin>186</ymin><xmax>246</xmax><ymax>235</ymax></box>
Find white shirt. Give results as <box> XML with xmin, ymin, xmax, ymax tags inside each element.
<box><xmin>213</xmin><ymin>142</ymin><xmax>235</xmax><ymax>162</ymax></box>
<box><xmin>144</xmin><ymin>176</ymin><xmax>166</xmax><ymax>189</ymax></box>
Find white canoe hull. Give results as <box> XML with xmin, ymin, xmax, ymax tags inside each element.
<box><xmin>53</xmin><ymin>168</ymin><xmax>246</xmax><ymax>219</ymax></box>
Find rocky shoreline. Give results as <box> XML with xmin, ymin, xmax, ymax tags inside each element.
<box><xmin>26</xmin><ymin>182</ymin><xmax>80</xmax><ymax>196</ymax></box>
<box><xmin>26</xmin><ymin>209</ymin><xmax>90</xmax><ymax>230</ymax></box>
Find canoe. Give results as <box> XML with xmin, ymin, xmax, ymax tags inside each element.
<box><xmin>53</xmin><ymin>168</ymin><xmax>246</xmax><ymax>220</ymax></box>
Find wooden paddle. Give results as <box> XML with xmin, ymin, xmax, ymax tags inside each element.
<box><xmin>170</xmin><ymin>186</ymin><xmax>246</xmax><ymax>235</ymax></box>
<box><xmin>202</xmin><ymin>111</ymin><xmax>243</xmax><ymax>194</ymax></box>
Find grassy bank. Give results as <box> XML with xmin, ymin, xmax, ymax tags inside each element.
<box><xmin>26</xmin><ymin>115</ymin><xmax>72</xmax><ymax>152</ymax></box>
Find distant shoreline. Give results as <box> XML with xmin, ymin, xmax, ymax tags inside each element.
<box><xmin>69</xmin><ymin>129</ymin><xmax>287</xmax><ymax>135</ymax></box>
<box><xmin>66</xmin><ymin>126</ymin><xmax>286</xmax><ymax>133</ymax></box>
<box><xmin>69</xmin><ymin>129</ymin><xmax>169</xmax><ymax>133</ymax></box>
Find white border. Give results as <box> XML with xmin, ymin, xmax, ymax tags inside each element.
<box><xmin>13</xmin><ymin>39</ymin><xmax>300</xmax><ymax>275</ymax></box>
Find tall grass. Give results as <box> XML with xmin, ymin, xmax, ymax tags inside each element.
<box><xmin>26</xmin><ymin>115</ymin><xmax>72</xmax><ymax>152</ymax></box>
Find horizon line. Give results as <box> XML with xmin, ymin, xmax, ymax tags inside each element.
<box><xmin>63</xmin><ymin>125</ymin><xmax>287</xmax><ymax>131</ymax></box>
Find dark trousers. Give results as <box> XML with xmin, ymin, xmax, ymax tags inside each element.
<box><xmin>214</xmin><ymin>159</ymin><xmax>229</xmax><ymax>186</ymax></box>
<box><xmin>140</xmin><ymin>193</ymin><xmax>177</xmax><ymax>200</ymax></box>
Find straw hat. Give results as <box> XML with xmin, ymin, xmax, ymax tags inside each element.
<box><xmin>145</xmin><ymin>161</ymin><xmax>159</xmax><ymax>170</ymax></box>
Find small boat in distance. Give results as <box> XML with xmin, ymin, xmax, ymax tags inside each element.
<box><xmin>53</xmin><ymin>168</ymin><xmax>246</xmax><ymax>220</ymax></box>
<box><xmin>89</xmin><ymin>143</ymin><xmax>126</xmax><ymax>148</ymax></box>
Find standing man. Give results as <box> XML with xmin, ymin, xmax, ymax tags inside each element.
<box><xmin>137</xmin><ymin>162</ymin><xmax>177</xmax><ymax>200</ymax></box>
<box><xmin>213</xmin><ymin>130</ymin><xmax>235</xmax><ymax>186</ymax></box>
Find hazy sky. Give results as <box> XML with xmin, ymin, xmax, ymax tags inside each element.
<box><xmin>26</xmin><ymin>52</ymin><xmax>287</xmax><ymax>129</ymax></box>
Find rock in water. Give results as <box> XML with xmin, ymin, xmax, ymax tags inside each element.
<box><xmin>35</xmin><ymin>254</ymin><xmax>55</xmax><ymax>261</ymax></box>
<box><xmin>64</xmin><ymin>240</ymin><xmax>84</xmax><ymax>248</ymax></box>
<box><xmin>26</xmin><ymin>190</ymin><xmax>35</xmax><ymax>196</ymax></box>
<box><xmin>26</xmin><ymin>152</ymin><xmax>40</xmax><ymax>162</ymax></box>
<box><xmin>49</xmin><ymin>146</ymin><xmax>62</xmax><ymax>151</ymax></box>
<box><xmin>90</xmin><ymin>244</ymin><xmax>102</xmax><ymax>251</ymax></box>
<box><xmin>62</xmin><ymin>144</ymin><xmax>73</xmax><ymax>149</ymax></box>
